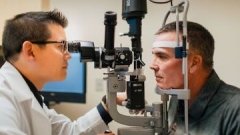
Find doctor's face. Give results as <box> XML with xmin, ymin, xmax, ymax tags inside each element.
<box><xmin>150</xmin><ymin>32</ymin><xmax>184</xmax><ymax>89</ymax></box>
<box><xmin>33</xmin><ymin>23</ymin><xmax>71</xmax><ymax>82</ymax></box>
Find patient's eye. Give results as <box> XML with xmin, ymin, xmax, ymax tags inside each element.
<box><xmin>154</xmin><ymin>52</ymin><xmax>169</xmax><ymax>61</ymax></box>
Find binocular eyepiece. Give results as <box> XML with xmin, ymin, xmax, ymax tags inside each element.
<box><xmin>68</xmin><ymin>41</ymin><xmax>133</xmax><ymax>70</ymax></box>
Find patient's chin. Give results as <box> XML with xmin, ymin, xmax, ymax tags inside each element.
<box><xmin>156</xmin><ymin>85</ymin><xmax>171</xmax><ymax>90</ymax></box>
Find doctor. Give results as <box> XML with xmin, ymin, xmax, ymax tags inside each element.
<box><xmin>0</xmin><ymin>10</ymin><xmax>120</xmax><ymax>135</ymax></box>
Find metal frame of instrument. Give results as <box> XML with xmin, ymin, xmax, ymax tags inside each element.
<box><xmin>105</xmin><ymin>0</ymin><xmax>190</xmax><ymax>135</ymax></box>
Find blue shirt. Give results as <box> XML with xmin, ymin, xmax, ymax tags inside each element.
<box><xmin>169</xmin><ymin>70</ymin><xmax>240</xmax><ymax>135</ymax></box>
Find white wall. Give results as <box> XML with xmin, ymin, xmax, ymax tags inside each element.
<box><xmin>0</xmin><ymin>0</ymin><xmax>42</xmax><ymax>42</ymax></box>
<box><xmin>0</xmin><ymin>0</ymin><xmax>239</xmax><ymax>133</ymax></box>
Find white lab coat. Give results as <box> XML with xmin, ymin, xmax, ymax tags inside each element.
<box><xmin>0</xmin><ymin>62</ymin><xmax>108</xmax><ymax>135</ymax></box>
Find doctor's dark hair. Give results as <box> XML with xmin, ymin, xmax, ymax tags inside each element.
<box><xmin>2</xmin><ymin>9</ymin><xmax>68</xmax><ymax>61</ymax></box>
<box><xmin>155</xmin><ymin>21</ymin><xmax>215</xmax><ymax>70</ymax></box>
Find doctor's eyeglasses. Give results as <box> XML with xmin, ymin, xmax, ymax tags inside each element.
<box><xmin>31</xmin><ymin>40</ymin><xmax>68</xmax><ymax>53</ymax></box>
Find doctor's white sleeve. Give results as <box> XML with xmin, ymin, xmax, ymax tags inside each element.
<box><xmin>45</xmin><ymin>103</ymin><xmax>112</xmax><ymax>135</ymax></box>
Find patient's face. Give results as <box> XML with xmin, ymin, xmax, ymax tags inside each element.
<box><xmin>150</xmin><ymin>32</ymin><xmax>184</xmax><ymax>89</ymax></box>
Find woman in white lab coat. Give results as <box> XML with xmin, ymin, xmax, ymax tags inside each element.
<box><xmin>0</xmin><ymin>9</ymin><xmax>115</xmax><ymax>135</ymax></box>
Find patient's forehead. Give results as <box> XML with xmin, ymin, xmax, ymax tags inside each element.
<box><xmin>152</xmin><ymin>47</ymin><xmax>175</xmax><ymax>56</ymax></box>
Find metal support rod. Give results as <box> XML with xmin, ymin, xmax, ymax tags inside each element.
<box><xmin>161</xmin><ymin>94</ymin><xmax>169</xmax><ymax>134</ymax></box>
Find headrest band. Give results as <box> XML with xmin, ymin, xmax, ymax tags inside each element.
<box><xmin>152</xmin><ymin>41</ymin><xmax>182</xmax><ymax>48</ymax></box>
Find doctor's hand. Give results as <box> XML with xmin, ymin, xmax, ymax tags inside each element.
<box><xmin>101</xmin><ymin>93</ymin><xmax>145</xmax><ymax>115</ymax></box>
<box><xmin>116</xmin><ymin>92</ymin><xmax>127</xmax><ymax>106</ymax></box>
<box><xmin>101</xmin><ymin>92</ymin><xmax>126</xmax><ymax>111</ymax></box>
<box><xmin>102</xmin><ymin>92</ymin><xmax>127</xmax><ymax>106</ymax></box>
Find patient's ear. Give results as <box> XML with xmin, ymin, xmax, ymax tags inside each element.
<box><xmin>189</xmin><ymin>54</ymin><xmax>203</xmax><ymax>74</ymax></box>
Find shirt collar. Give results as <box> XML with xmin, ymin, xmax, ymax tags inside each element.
<box><xmin>21</xmin><ymin>73</ymin><xmax>43</xmax><ymax>108</ymax></box>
